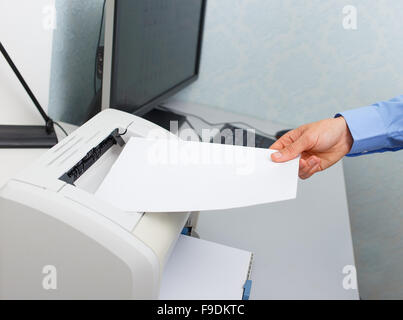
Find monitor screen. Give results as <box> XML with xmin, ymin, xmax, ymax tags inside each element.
<box><xmin>110</xmin><ymin>0</ymin><xmax>205</xmax><ymax>115</ymax></box>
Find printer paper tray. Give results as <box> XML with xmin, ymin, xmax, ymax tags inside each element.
<box><xmin>159</xmin><ymin>235</ymin><xmax>252</xmax><ymax>300</ymax></box>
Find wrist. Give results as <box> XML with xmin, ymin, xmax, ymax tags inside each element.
<box><xmin>336</xmin><ymin>116</ymin><xmax>353</xmax><ymax>153</ymax></box>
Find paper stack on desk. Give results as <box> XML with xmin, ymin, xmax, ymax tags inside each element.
<box><xmin>95</xmin><ymin>137</ymin><xmax>299</xmax><ymax>213</ymax></box>
<box><xmin>159</xmin><ymin>235</ymin><xmax>253</xmax><ymax>300</ymax></box>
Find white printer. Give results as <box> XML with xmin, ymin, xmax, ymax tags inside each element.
<box><xmin>0</xmin><ymin>109</ymin><xmax>194</xmax><ymax>299</ymax></box>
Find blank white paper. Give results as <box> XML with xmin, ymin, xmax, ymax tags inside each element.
<box><xmin>95</xmin><ymin>137</ymin><xmax>299</xmax><ymax>213</ymax></box>
<box><xmin>159</xmin><ymin>235</ymin><xmax>252</xmax><ymax>300</ymax></box>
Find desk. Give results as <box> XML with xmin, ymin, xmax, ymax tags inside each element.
<box><xmin>166</xmin><ymin>99</ymin><xmax>359</xmax><ymax>300</ymax></box>
<box><xmin>0</xmin><ymin>102</ymin><xmax>359</xmax><ymax>299</ymax></box>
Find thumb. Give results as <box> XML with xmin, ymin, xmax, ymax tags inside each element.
<box><xmin>271</xmin><ymin>135</ymin><xmax>310</xmax><ymax>162</ymax></box>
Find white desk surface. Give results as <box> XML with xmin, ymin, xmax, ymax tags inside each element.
<box><xmin>165</xmin><ymin>99</ymin><xmax>359</xmax><ymax>300</ymax></box>
<box><xmin>0</xmin><ymin>101</ymin><xmax>359</xmax><ymax>299</ymax></box>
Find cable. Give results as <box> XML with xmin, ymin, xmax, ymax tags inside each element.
<box><xmin>118</xmin><ymin>128</ymin><xmax>128</xmax><ymax>136</ymax></box>
<box><xmin>184</xmin><ymin>119</ymin><xmax>202</xmax><ymax>141</ymax></box>
<box><xmin>0</xmin><ymin>41</ymin><xmax>51</xmax><ymax>124</ymax></box>
<box><xmin>94</xmin><ymin>0</ymin><xmax>106</xmax><ymax>95</ymax></box>
<box><xmin>54</xmin><ymin>122</ymin><xmax>68</xmax><ymax>137</ymax></box>
<box><xmin>158</xmin><ymin>105</ymin><xmax>277</xmax><ymax>139</ymax></box>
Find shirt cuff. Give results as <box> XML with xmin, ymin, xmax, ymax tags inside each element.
<box><xmin>336</xmin><ymin>105</ymin><xmax>389</xmax><ymax>155</ymax></box>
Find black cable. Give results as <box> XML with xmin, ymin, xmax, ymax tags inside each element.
<box><xmin>0</xmin><ymin>41</ymin><xmax>51</xmax><ymax>125</ymax></box>
<box><xmin>54</xmin><ymin>122</ymin><xmax>68</xmax><ymax>137</ymax></box>
<box><xmin>158</xmin><ymin>105</ymin><xmax>277</xmax><ymax>139</ymax></box>
<box><xmin>119</xmin><ymin>128</ymin><xmax>128</xmax><ymax>136</ymax></box>
<box><xmin>184</xmin><ymin>119</ymin><xmax>202</xmax><ymax>141</ymax></box>
<box><xmin>94</xmin><ymin>0</ymin><xmax>106</xmax><ymax>95</ymax></box>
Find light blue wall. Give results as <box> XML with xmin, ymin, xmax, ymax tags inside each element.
<box><xmin>49</xmin><ymin>0</ymin><xmax>104</xmax><ymax>125</ymax></box>
<box><xmin>175</xmin><ymin>0</ymin><xmax>403</xmax><ymax>299</ymax></box>
<box><xmin>48</xmin><ymin>0</ymin><xmax>403</xmax><ymax>299</ymax></box>
<box><xmin>177</xmin><ymin>0</ymin><xmax>403</xmax><ymax>125</ymax></box>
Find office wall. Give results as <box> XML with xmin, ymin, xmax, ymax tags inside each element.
<box><xmin>175</xmin><ymin>0</ymin><xmax>403</xmax><ymax>299</ymax></box>
<box><xmin>47</xmin><ymin>0</ymin><xmax>403</xmax><ymax>299</ymax></box>
<box><xmin>48</xmin><ymin>0</ymin><xmax>104</xmax><ymax>124</ymax></box>
<box><xmin>0</xmin><ymin>0</ymin><xmax>54</xmax><ymax>125</ymax></box>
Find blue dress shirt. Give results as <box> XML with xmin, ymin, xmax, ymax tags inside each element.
<box><xmin>337</xmin><ymin>95</ymin><xmax>403</xmax><ymax>157</ymax></box>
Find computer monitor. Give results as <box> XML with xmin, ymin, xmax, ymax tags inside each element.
<box><xmin>102</xmin><ymin>0</ymin><xmax>206</xmax><ymax>117</ymax></box>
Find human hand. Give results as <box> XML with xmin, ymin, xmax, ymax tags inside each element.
<box><xmin>270</xmin><ymin>117</ymin><xmax>353</xmax><ymax>179</ymax></box>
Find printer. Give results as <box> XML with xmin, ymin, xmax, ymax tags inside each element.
<box><xmin>0</xmin><ymin>109</ymin><xmax>194</xmax><ymax>299</ymax></box>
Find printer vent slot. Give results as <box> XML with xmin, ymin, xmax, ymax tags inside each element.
<box><xmin>85</xmin><ymin>131</ymin><xmax>101</xmax><ymax>144</ymax></box>
<box><xmin>47</xmin><ymin>137</ymin><xmax>84</xmax><ymax>166</ymax></box>
<box><xmin>59</xmin><ymin>129</ymin><xmax>125</xmax><ymax>185</ymax></box>
<box><xmin>52</xmin><ymin>134</ymin><xmax>77</xmax><ymax>154</ymax></box>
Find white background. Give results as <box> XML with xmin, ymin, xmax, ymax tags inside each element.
<box><xmin>0</xmin><ymin>0</ymin><xmax>54</xmax><ymax>124</ymax></box>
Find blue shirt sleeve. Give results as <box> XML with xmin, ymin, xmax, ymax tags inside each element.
<box><xmin>337</xmin><ymin>95</ymin><xmax>403</xmax><ymax>157</ymax></box>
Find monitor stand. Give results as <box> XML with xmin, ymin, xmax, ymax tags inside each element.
<box><xmin>142</xmin><ymin>108</ymin><xmax>187</xmax><ymax>133</ymax></box>
<box><xmin>0</xmin><ymin>41</ymin><xmax>58</xmax><ymax>149</ymax></box>
<box><xmin>0</xmin><ymin>125</ymin><xmax>58</xmax><ymax>149</ymax></box>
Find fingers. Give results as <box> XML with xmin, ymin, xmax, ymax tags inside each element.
<box><xmin>299</xmin><ymin>156</ymin><xmax>321</xmax><ymax>179</ymax></box>
<box><xmin>299</xmin><ymin>158</ymin><xmax>309</xmax><ymax>176</ymax></box>
<box><xmin>270</xmin><ymin>125</ymin><xmax>322</xmax><ymax>179</ymax></box>
<box><xmin>269</xmin><ymin>131</ymin><xmax>293</xmax><ymax>151</ymax></box>
<box><xmin>269</xmin><ymin>139</ymin><xmax>286</xmax><ymax>151</ymax></box>
<box><xmin>270</xmin><ymin>129</ymin><xmax>302</xmax><ymax>162</ymax></box>
<box><xmin>271</xmin><ymin>133</ymin><xmax>312</xmax><ymax>163</ymax></box>
<box><xmin>301</xmin><ymin>163</ymin><xmax>320</xmax><ymax>180</ymax></box>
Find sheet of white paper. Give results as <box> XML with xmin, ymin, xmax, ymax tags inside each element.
<box><xmin>95</xmin><ymin>137</ymin><xmax>299</xmax><ymax>213</ymax></box>
<box><xmin>159</xmin><ymin>235</ymin><xmax>252</xmax><ymax>300</ymax></box>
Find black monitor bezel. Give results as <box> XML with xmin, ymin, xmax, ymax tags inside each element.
<box><xmin>109</xmin><ymin>0</ymin><xmax>207</xmax><ymax>116</ymax></box>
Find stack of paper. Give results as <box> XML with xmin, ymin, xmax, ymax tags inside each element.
<box><xmin>159</xmin><ymin>235</ymin><xmax>252</xmax><ymax>300</ymax></box>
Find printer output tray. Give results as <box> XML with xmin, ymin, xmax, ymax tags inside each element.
<box><xmin>159</xmin><ymin>235</ymin><xmax>253</xmax><ymax>300</ymax></box>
